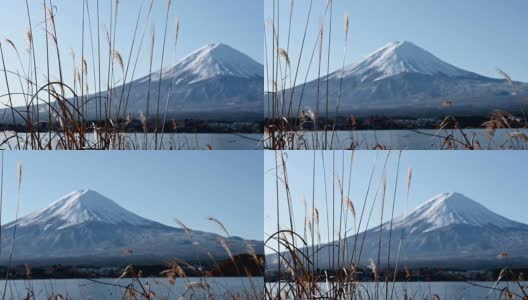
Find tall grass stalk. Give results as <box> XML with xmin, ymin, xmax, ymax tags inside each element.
<box><xmin>0</xmin><ymin>167</ymin><xmax>263</xmax><ymax>298</ymax></box>
<box><xmin>264</xmin><ymin>2</ymin><xmax>528</xmax><ymax>150</ymax></box>
<box><xmin>2</xmin><ymin>162</ymin><xmax>22</xmax><ymax>300</ymax></box>
<box><xmin>266</xmin><ymin>151</ymin><xmax>404</xmax><ymax>299</ymax></box>
<box><xmin>0</xmin><ymin>1</ymin><xmax>252</xmax><ymax>150</ymax></box>
<box><xmin>154</xmin><ymin>0</ymin><xmax>172</xmax><ymax>150</ymax></box>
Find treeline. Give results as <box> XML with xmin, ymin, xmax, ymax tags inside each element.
<box><xmin>266</xmin><ymin>115</ymin><xmax>526</xmax><ymax>130</ymax></box>
<box><xmin>0</xmin><ymin>254</ymin><xmax>264</xmax><ymax>280</ymax></box>
<box><xmin>266</xmin><ymin>267</ymin><xmax>528</xmax><ymax>282</ymax></box>
<box><xmin>0</xmin><ymin>119</ymin><xmax>264</xmax><ymax>134</ymax></box>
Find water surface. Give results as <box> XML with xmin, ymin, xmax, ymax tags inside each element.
<box><xmin>266</xmin><ymin>128</ymin><xmax>528</xmax><ymax>150</ymax></box>
<box><xmin>0</xmin><ymin>132</ymin><xmax>263</xmax><ymax>150</ymax></box>
<box><xmin>0</xmin><ymin>277</ymin><xmax>263</xmax><ymax>299</ymax></box>
<box><xmin>267</xmin><ymin>281</ymin><xmax>528</xmax><ymax>299</ymax></box>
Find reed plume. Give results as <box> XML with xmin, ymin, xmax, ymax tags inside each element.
<box><xmin>208</xmin><ymin>216</ymin><xmax>231</xmax><ymax>238</ymax></box>
<box><xmin>174</xmin><ymin>218</ymin><xmax>192</xmax><ymax>240</ymax></box>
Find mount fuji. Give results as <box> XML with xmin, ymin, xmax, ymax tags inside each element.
<box><xmin>282</xmin><ymin>41</ymin><xmax>528</xmax><ymax>117</ymax></box>
<box><xmin>98</xmin><ymin>43</ymin><xmax>263</xmax><ymax>120</ymax></box>
<box><xmin>267</xmin><ymin>192</ymin><xmax>528</xmax><ymax>270</ymax></box>
<box><xmin>0</xmin><ymin>190</ymin><xmax>263</xmax><ymax>266</ymax></box>
<box><xmin>1</xmin><ymin>43</ymin><xmax>264</xmax><ymax>124</ymax></box>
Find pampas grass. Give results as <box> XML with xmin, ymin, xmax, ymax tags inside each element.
<box><xmin>208</xmin><ymin>216</ymin><xmax>231</xmax><ymax>239</ymax></box>
<box><xmin>112</xmin><ymin>50</ymin><xmax>124</xmax><ymax>74</ymax></box>
<box><xmin>0</xmin><ymin>1</ymin><xmax>249</xmax><ymax>150</ymax></box>
<box><xmin>174</xmin><ymin>218</ymin><xmax>193</xmax><ymax>240</ymax></box>
<box><xmin>265</xmin><ymin>151</ymin><xmax>528</xmax><ymax>299</ymax></box>
<box><xmin>264</xmin><ymin>2</ymin><xmax>528</xmax><ymax>150</ymax></box>
<box><xmin>266</xmin><ymin>151</ymin><xmax>395</xmax><ymax>298</ymax></box>
<box><xmin>278</xmin><ymin>48</ymin><xmax>290</xmax><ymax>66</ymax></box>
<box><xmin>0</xmin><ymin>158</ymin><xmax>263</xmax><ymax>299</ymax></box>
<box><xmin>2</xmin><ymin>161</ymin><xmax>22</xmax><ymax>299</ymax></box>
<box><xmin>219</xmin><ymin>237</ymin><xmax>235</xmax><ymax>265</ymax></box>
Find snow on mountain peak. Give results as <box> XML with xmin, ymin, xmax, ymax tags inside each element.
<box><xmin>159</xmin><ymin>43</ymin><xmax>263</xmax><ymax>83</ymax></box>
<box><xmin>10</xmin><ymin>190</ymin><xmax>155</xmax><ymax>230</ymax></box>
<box><xmin>335</xmin><ymin>41</ymin><xmax>472</xmax><ymax>81</ymax></box>
<box><xmin>389</xmin><ymin>192</ymin><xmax>522</xmax><ymax>233</ymax></box>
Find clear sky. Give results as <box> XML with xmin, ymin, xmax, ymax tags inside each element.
<box><xmin>0</xmin><ymin>0</ymin><xmax>262</xmax><ymax>106</ymax></box>
<box><xmin>265</xmin><ymin>0</ymin><xmax>528</xmax><ymax>88</ymax></box>
<box><xmin>0</xmin><ymin>151</ymin><xmax>263</xmax><ymax>241</ymax></box>
<box><xmin>264</xmin><ymin>150</ymin><xmax>528</xmax><ymax>251</ymax></box>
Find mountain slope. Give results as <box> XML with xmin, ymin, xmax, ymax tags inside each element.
<box><xmin>156</xmin><ymin>43</ymin><xmax>263</xmax><ymax>84</ymax></box>
<box><xmin>9</xmin><ymin>190</ymin><xmax>157</xmax><ymax>230</ymax></box>
<box><xmin>106</xmin><ymin>43</ymin><xmax>264</xmax><ymax>119</ymax></box>
<box><xmin>387</xmin><ymin>192</ymin><xmax>524</xmax><ymax>233</ymax></box>
<box><xmin>279</xmin><ymin>41</ymin><xmax>528</xmax><ymax>117</ymax></box>
<box><xmin>0</xmin><ymin>43</ymin><xmax>264</xmax><ymax>124</ymax></box>
<box><xmin>330</xmin><ymin>41</ymin><xmax>479</xmax><ymax>82</ymax></box>
<box><xmin>1</xmin><ymin>190</ymin><xmax>263</xmax><ymax>266</ymax></box>
<box><xmin>267</xmin><ymin>192</ymin><xmax>528</xmax><ymax>270</ymax></box>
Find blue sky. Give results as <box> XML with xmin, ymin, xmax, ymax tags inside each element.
<box><xmin>0</xmin><ymin>151</ymin><xmax>263</xmax><ymax>240</ymax></box>
<box><xmin>265</xmin><ymin>0</ymin><xmax>528</xmax><ymax>87</ymax></box>
<box><xmin>264</xmin><ymin>151</ymin><xmax>528</xmax><ymax>250</ymax></box>
<box><xmin>0</xmin><ymin>0</ymin><xmax>262</xmax><ymax>106</ymax></box>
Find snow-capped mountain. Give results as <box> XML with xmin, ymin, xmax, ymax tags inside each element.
<box><xmin>330</xmin><ymin>41</ymin><xmax>477</xmax><ymax>82</ymax></box>
<box><xmin>0</xmin><ymin>43</ymin><xmax>263</xmax><ymax>124</ymax></box>
<box><xmin>157</xmin><ymin>43</ymin><xmax>263</xmax><ymax>84</ymax></box>
<box><xmin>267</xmin><ymin>192</ymin><xmax>528</xmax><ymax>270</ymax></box>
<box><xmin>279</xmin><ymin>41</ymin><xmax>528</xmax><ymax>117</ymax></box>
<box><xmin>1</xmin><ymin>190</ymin><xmax>263</xmax><ymax>266</ymax></box>
<box><xmin>109</xmin><ymin>43</ymin><xmax>264</xmax><ymax>119</ymax></box>
<box><xmin>386</xmin><ymin>192</ymin><xmax>522</xmax><ymax>233</ymax></box>
<box><xmin>11</xmin><ymin>190</ymin><xmax>155</xmax><ymax>230</ymax></box>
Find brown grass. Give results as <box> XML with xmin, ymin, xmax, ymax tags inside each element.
<box><xmin>0</xmin><ymin>158</ymin><xmax>264</xmax><ymax>299</ymax></box>
<box><xmin>264</xmin><ymin>1</ymin><xmax>528</xmax><ymax>150</ymax></box>
<box><xmin>265</xmin><ymin>150</ymin><xmax>528</xmax><ymax>299</ymax></box>
<box><xmin>0</xmin><ymin>1</ymin><xmax>256</xmax><ymax>150</ymax></box>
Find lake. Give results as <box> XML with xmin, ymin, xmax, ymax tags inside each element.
<box><xmin>267</xmin><ymin>281</ymin><xmax>528</xmax><ymax>299</ymax></box>
<box><xmin>265</xmin><ymin>128</ymin><xmax>528</xmax><ymax>150</ymax></box>
<box><xmin>0</xmin><ymin>277</ymin><xmax>263</xmax><ymax>299</ymax></box>
<box><xmin>5</xmin><ymin>129</ymin><xmax>526</xmax><ymax>150</ymax></box>
<box><xmin>0</xmin><ymin>132</ymin><xmax>264</xmax><ymax>150</ymax></box>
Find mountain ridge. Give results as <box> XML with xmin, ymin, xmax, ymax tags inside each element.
<box><xmin>0</xmin><ymin>43</ymin><xmax>264</xmax><ymax>124</ymax></box>
<box><xmin>154</xmin><ymin>43</ymin><xmax>264</xmax><ymax>83</ymax></box>
<box><xmin>6</xmin><ymin>190</ymin><xmax>164</xmax><ymax>231</ymax></box>
<box><xmin>97</xmin><ymin>42</ymin><xmax>264</xmax><ymax>118</ymax></box>
<box><xmin>384</xmin><ymin>192</ymin><xmax>527</xmax><ymax>233</ymax></box>
<box><xmin>266</xmin><ymin>192</ymin><xmax>528</xmax><ymax>269</ymax></box>
<box><xmin>330</xmin><ymin>41</ymin><xmax>483</xmax><ymax>82</ymax></box>
<box><xmin>272</xmin><ymin>41</ymin><xmax>528</xmax><ymax>117</ymax></box>
<box><xmin>1</xmin><ymin>190</ymin><xmax>263</xmax><ymax>266</ymax></box>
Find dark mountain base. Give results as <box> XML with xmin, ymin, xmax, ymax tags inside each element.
<box><xmin>0</xmin><ymin>118</ymin><xmax>264</xmax><ymax>134</ymax></box>
<box><xmin>266</xmin><ymin>266</ymin><xmax>528</xmax><ymax>283</ymax></box>
<box><xmin>0</xmin><ymin>254</ymin><xmax>265</xmax><ymax>280</ymax></box>
<box><xmin>266</xmin><ymin>113</ymin><xmax>526</xmax><ymax>131</ymax></box>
